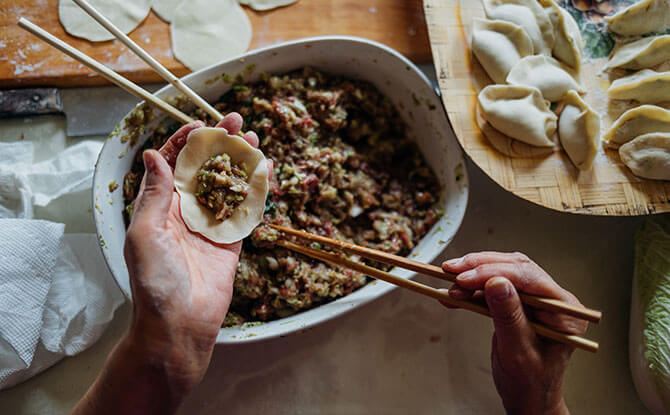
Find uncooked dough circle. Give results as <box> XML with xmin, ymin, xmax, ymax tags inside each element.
<box><xmin>239</xmin><ymin>0</ymin><xmax>297</xmax><ymax>11</ymax></box>
<box><xmin>171</xmin><ymin>0</ymin><xmax>252</xmax><ymax>71</ymax></box>
<box><xmin>151</xmin><ymin>0</ymin><xmax>181</xmax><ymax>23</ymax></box>
<box><xmin>174</xmin><ymin>127</ymin><xmax>269</xmax><ymax>244</ymax></box>
<box><xmin>58</xmin><ymin>0</ymin><xmax>151</xmax><ymax>42</ymax></box>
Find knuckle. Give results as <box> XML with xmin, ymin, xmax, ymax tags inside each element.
<box><xmin>462</xmin><ymin>253</ymin><xmax>479</xmax><ymax>268</ymax></box>
<box><xmin>495</xmin><ymin>305</ymin><xmax>526</xmax><ymax>329</ymax></box>
<box><xmin>512</xmin><ymin>251</ymin><xmax>531</xmax><ymax>264</ymax></box>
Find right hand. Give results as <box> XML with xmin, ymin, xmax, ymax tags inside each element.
<box><xmin>441</xmin><ymin>252</ymin><xmax>588</xmax><ymax>415</ymax></box>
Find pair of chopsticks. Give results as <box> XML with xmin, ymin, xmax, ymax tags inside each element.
<box><xmin>18</xmin><ymin>0</ymin><xmax>221</xmax><ymax>125</ymax></box>
<box><xmin>269</xmin><ymin>224</ymin><xmax>601</xmax><ymax>353</ymax></box>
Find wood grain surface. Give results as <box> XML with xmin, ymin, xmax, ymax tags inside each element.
<box><xmin>424</xmin><ymin>0</ymin><xmax>670</xmax><ymax>216</ymax></box>
<box><xmin>0</xmin><ymin>0</ymin><xmax>431</xmax><ymax>88</ymax></box>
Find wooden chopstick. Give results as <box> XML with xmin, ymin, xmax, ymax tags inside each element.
<box><xmin>18</xmin><ymin>18</ymin><xmax>193</xmax><ymax>125</ymax></box>
<box><xmin>276</xmin><ymin>239</ymin><xmax>599</xmax><ymax>353</ymax></box>
<box><xmin>71</xmin><ymin>0</ymin><xmax>224</xmax><ymax>122</ymax></box>
<box><xmin>269</xmin><ymin>224</ymin><xmax>602</xmax><ymax>324</ymax></box>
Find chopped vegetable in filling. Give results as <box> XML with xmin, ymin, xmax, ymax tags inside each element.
<box><xmin>195</xmin><ymin>154</ymin><xmax>249</xmax><ymax>221</ymax></box>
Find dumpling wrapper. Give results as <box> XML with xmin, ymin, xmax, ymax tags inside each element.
<box><xmin>558</xmin><ymin>90</ymin><xmax>600</xmax><ymax>170</ymax></box>
<box><xmin>471</xmin><ymin>18</ymin><xmax>534</xmax><ymax>84</ymax></box>
<box><xmin>171</xmin><ymin>0</ymin><xmax>252</xmax><ymax>71</ymax></box>
<box><xmin>482</xmin><ymin>0</ymin><xmax>555</xmax><ymax>55</ymax></box>
<box><xmin>58</xmin><ymin>0</ymin><xmax>151</xmax><ymax>42</ymax></box>
<box><xmin>478</xmin><ymin>84</ymin><xmax>557</xmax><ymax>148</ymax></box>
<box><xmin>539</xmin><ymin>0</ymin><xmax>583</xmax><ymax>71</ymax></box>
<box><xmin>151</xmin><ymin>0</ymin><xmax>181</xmax><ymax>22</ymax></box>
<box><xmin>606</xmin><ymin>35</ymin><xmax>670</xmax><ymax>70</ymax></box>
<box><xmin>619</xmin><ymin>132</ymin><xmax>670</xmax><ymax>181</ymax></box>
<box><xmin>506</xmin><ymin>55</ymin><xmax>584</xmax><ymax>102</ymax></box>
<box><xmin>605</xmin><ymin>0</ymin><xmax>670</xmax><ymax>36</ymax></box>
<box><xmin>174</xmin><ymin>127</ymin><xmax>269</xmax><ymax>244</ymax></box>
<box><xmin>239</xmin><ymin>0</ymin><xmax>297</xmax><ymax>11</ymax></box>
<box><xmin>608</xmin><ymin>70</ymin><xmax>670</xmax><ymax>104</ymax></box>
<box><xmin>604</xmin><ymin>105</ymin><xmax>670</xmax><ymax>149</ymax></box>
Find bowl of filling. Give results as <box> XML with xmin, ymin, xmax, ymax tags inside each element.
<box><xmin>93</xmin><ymin>36</ymin><xmax>469</xmax><ymax>343</ymax></box>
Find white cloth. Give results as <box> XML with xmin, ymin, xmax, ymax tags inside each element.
<box><xmin>0</xmin><ymin>140</ymin><xmax>125</xmax><ymax>389</ymax></box>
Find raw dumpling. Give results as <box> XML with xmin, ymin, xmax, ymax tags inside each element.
<box><xmin>604</xmin><ymin>105</ymin><xmax>670</xmax><ymax>148</ymax></box>
<box><xmin>239</xmin><ymin>0</ymin><xmax>297</xmax><ymax>11</ymax></box>
<box><xmin>605</xmin><ymin>0</ymin><xmax>670</xmax><ymax>36</ymax></box>
<box><xmin>506</xmin><ymin>55</ymin><xmax>584</xmax><ymax>102</ymax></box>
<box><xmin>478</xmin><ymin>85</ymin><xmax>557</xmax><ymax>147</ymax></box>
<box><xmin>174</xmin><ymin>127</ymin><xmax>269</xmax><ymax>244</ymax></box>
<box><xmin>608</xmin><ymin>70</ymin><xmax>670</xmax><ymax>104</ymax></box>
<box><xmin>482</xmin><ymin>0</ymin><xmax>555</xmax><ymax>55</ymax></box>
<box><xmin>58</xmin><ymin>0</ymin><xmax>150</xmax><ymax>42</ymax></box>
<box><xmin>471</xmin><ymin>18</ymin><xmax>534</xmax><ymax>83</ymax></box>
<box><xmin>538</xmin><ymin>0</ymin><xmax>583</xmax><ymax>71</ymax></box>
<box><xmin>605</xmin><ymin>35</ymin><xmax>670</xmax><ymax>70</ymax></box>
<box><xmin>558</xmin><ymin>90</ymin><xmax>600</xmax><ymax>170</ymax></box>
<box><xmin>619</xmin><ymin>132</ymin><xmax>670</xmax><ymax>180</ymax></box>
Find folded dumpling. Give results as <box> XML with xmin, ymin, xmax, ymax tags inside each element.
<box><xmin>619</xmin><ymin>132</ymin><xmax>670</xmax><ymax>180</ymax></box>
<box><xmin>471</xmin><ymin>18</ymin><xmax>534</xmax><ymax>83</ymax></box>
<box><xmin>558</xmin><ymin>90</ymin><xmax>600</xmax><ymax>170</ymax></box>
<box><xmin>506</xmin><ymin>55</ymin><xmax>584</xmax><ymax>101</ymax></box>
<box><xmin>608</xmin><ymin>70</ymin><xmax>670</xmax><ymax>104</ymax></box>
<box><xmin>604</xmin><ymin>105</ymin><xmax>670</xmax><ymax>148</ymax></box>
<box><xmin>478</xmin><ymin>85</ymin><xmax>557</xmax><ymax>147</ymax></box>
<box><xmin>606</xmin><ymin>35</ymin><xmax>670</xmax><ymax>70</ymax></box>
<box><xmin>605</xmin><ymin>0</ymin><xmax>670</xmax><ymax>36</ymax></box>
<box><xmin>538</xmin><ymin>0</ymin><xmax>583</xmax><ymax>71</ymax></box>
<box><xmin>482</xmin><ymin>0</ymin><xmax>555</xmax><ymax>55</ymax></box>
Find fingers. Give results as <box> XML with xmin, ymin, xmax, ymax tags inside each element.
<box><xmin>159</xmin><ymin>120</ymin><xmax>206</xmax><ymax>168</ymax></box>
<box><xmin>443</xmin><ymin>251</ymin><xmax>528</xmax><ymax>273</ymax></box>
<box><xmin>131</xmin><ymin>150</ymin><xmax>175</xmax><ymax>228</ymax></box>
<box><xmin>215</xmin><ymin>112</ymin><xmax>243</xmax><ymax>135</ymax></box>
<box><xmin>485</xmin><ymin>277</ymin><xmax>536</xmax><ymax>354</ymax></box>
<box><xmin>242</xmin><ymin>130</ymin><xmax>260</xmax><ymax>148</ymax></box>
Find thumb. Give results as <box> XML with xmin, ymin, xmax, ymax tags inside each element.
<box><xmin>133</xmin><ymin>150</ymin><xmax>174</xmax><ymax>226</ymax></box>
<box><xmin>484</xmin><ymin>277</ymin><xmax>536</xmax><ymax>353</ymax></box>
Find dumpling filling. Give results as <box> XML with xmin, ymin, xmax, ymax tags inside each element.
<box><xmin>195</xmin><ymin>154</ymin><xmax>249</xmax><ymax>221</ymax></box>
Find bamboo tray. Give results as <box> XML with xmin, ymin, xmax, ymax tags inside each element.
<box><xmin>423</xmin><ymin>0</ymin><xmax>670</xmax><ymax>216</ymax></box>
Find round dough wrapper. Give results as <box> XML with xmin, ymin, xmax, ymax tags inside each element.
<box><xmin>171</xmin><ymin>0</ymin><xmax>252</xmax><ymax>71</ymax></box>
<box><xmin>174</xmin><ymin>127</ymin><xmax>269</xmax><ymax>244</ymax></box>
<box><xmin>239</xmin><ymin>0</ymin><xmax>297</xmax><ymax>11</ymax></box>
<box><xmin>151</xmin><ymin>0</ymin><xmax>182</xmax><ymax>22</ymax></box>
<box><xmin>59</xmin><ymin>0</ymin><xmax>151</xmax><ymax>42</ymax></box>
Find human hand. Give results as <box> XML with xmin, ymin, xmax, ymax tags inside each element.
<box><xmin>441</xmin><ymin>252</ymin><xmax>588</xmax><ymax>415</ymax></box>
<box><xmin>123</xmin><ymin>113</ymin><xmax>262</xmax><ymax>396</ymax></box>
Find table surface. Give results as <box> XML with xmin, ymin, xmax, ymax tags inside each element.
<box><xmin>0</xmin><ymin>93</ymin><xmax>651</xmax><ymax>414</ymax></box>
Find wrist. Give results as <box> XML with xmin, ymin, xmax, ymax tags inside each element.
<box><xmin>504</xmin><ymin>396</ymin><xmax>568</xmax><ymax>415</ymax></box>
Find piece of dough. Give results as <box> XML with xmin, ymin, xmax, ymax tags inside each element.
<box><xmin>151</xmin><ymin>0</ymin><xmax>182</xmax><ymax>22</ymax></box>
<box><xmin>608</xmin><ymin>70</ymin><xmax>670</xmax><ymax>104</ymax></box>
<box><xmin>478</xmin><ymin>84</ymin><xmax>557</xmax><ymax>147</ymax></box>
<box><xmin>471</xmin><ymin>18</ymin><xmax>534</xmax><ymax>84</ymax></box>
<box><xmin>171</xmin><ymin>0</ymin><xmax>252</xmax><ymax>71</ymax></box>
<box><xmin>619</xmin><ymin>132</ymin><xmax>670</xmax><ymax>181</ymax></box>
<box><xmin>604</xmin><ymin>105</ymin><xmax>670</xmax><ymax>149</ymax></box>
<box><xmin>174</xmin><ymin>127</ymin><xmax>269</xmax><ymax>244</ymax></box>
<box><xmin>558</xmin><ymin>90</ymin><xmax>600</xmax><ymax>170</ymax></box>
<box><xmin>506</xmin><ymin>55</ymin><xmax>583</xmax><ymax>102</ymax></box>
<box><xmin>239</xmin><ymin>0</ymin><xmax>297</xmax><ymax>11</ymax></box>
<box><xmin>58</xmin><ymin>0</ymin><xmax>151</xmax><ymax>42</ymax></box>
<box><xmin>605</xmin><ymin>35</ymin><xmax>670</xmax><ymax>70</ymax></box>
<box><xmin>605</xmin><ymin>0</ymin><xmax>670</xmax><ymax>36</ymax></box>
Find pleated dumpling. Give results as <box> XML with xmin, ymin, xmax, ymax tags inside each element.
<box><xmin>558</xmin><ymin>90</ymin><xmax>600</xmax><ymax>170</ymax></box>
<box><xmin>471</xmin><ymin>18</ymin><xmax>534</xmax><ymax>83</ymax></box>
<box><xmin>538</xmin><ymin>0</ymin><xmax>583</xmax><ymax>71</ymax></box>
<box><xmin>605</xmin><ymin>0</ymin><xmax>670</xmax><ymax>36</ymax></box>
<box><xmin>478</xmin><ymin>85</ymin><xmax>557</xmax><ymax>147</ymax></box>
<box><xmin>506</xmin><ymin>55</ymin><xmax>584</xmax><ymax>102</ymax></box>
<box><xmin>482</xmin><ymin>0</ymin><xmax>555</xmax><ymax>55</ymax></box>
<box><xmin>619</xmin><ymin>132</ymin><xmax>670</xmax><ymax>181</ymax></box>
<box><xmin>608</xmin><ymin>70</ymin><xmax>670</xmax><ymax>104</ymax></box>
<box><xmin>604</xmin><ymin>105</ymin><xmax>670</xmax><ymax>148</ymax></box>
<box><xmin>605</xmin><ymin>35</ymin><xmax>670</xmax><ymax>70</ymax></box>
<box><xmin>174</xmin><ymin>127</ymin><xmax>269</xmax><ymax>244</ymax></box>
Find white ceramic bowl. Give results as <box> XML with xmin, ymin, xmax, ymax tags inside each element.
<box><xmin>93</xmin><ymin>36</ymin><xmax>469</xmax><ymax>344</ymax></box>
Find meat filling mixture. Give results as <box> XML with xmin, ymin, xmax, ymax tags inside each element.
<box><xmin>123</xmin><ymin>67</ymin><xmax>443</xmax><ymax>326</ymax></box>
<box><xmin>196</xmin><ymin>154</ymin><xmax>249</xmax><ymax>221</ymax></box>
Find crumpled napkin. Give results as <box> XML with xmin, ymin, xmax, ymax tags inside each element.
<box><xmin>0</xmin><ymin>140</ymin><xmax>125</xmax><ymax>390</ymax></box>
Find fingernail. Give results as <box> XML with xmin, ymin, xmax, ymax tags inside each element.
<box><xmin>143</xmin><ymin>151</ymin><xmax>155</xmax><ymax>171</ymax></box>
<box><xmin>456</xmin><ymin>270</ymin><xmax>474</xmax><ymax>282</ymax></box>
<box><xmin>489</xmin><ymin>278</ymin><xmax>512</xmax><ymax>302</ymax></box>
<box><xmin>445</xmin><ymin>257</ymin><xmax>463</xmax><ymax>266</ymax></box>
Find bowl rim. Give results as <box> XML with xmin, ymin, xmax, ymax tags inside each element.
<box><xmin>93</xmin><ymin>35</ymin><xmax>469</xmax><ymax>344</ymax></box>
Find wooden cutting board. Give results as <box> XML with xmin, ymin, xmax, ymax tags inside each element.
<box><xmin>0</xmin><ymin>0</ymin><xmax>431</xmax><ymax>88</ymax></box>
<box><xmin>424</xmin><ymin>0</ymin><xmax>670</xmax><ymax>216</ymax></box>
